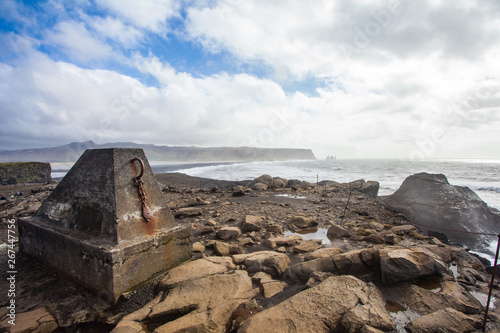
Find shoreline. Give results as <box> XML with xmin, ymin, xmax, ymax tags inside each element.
<box><xmin>1</xmin><ymin>172</ymin><xmax>500</xmax><ymax>331</ymax></box>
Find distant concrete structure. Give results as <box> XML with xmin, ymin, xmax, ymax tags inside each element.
<box><xmin>18</xmin><ymin>148</ymin><xmax>192</xmax><ymax>302</ymax></box>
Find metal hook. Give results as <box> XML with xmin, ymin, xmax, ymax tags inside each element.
<box><xmin>130</xmin><ymin>157</ymin><xmax>145</xmax><ymax>180</ymax></box>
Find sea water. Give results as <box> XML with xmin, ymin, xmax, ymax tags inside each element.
<box><xmin>51</xmin><ymin>158</ymin><xmax>500</xmax><ymax>209</ymax></box>
<box><xmin>166</xmin><ymin>159</ymin><xmax>500</xmax><ymax>209</ymax></box>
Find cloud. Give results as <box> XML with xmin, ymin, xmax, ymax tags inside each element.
<box><xmin>0</xmin><ymin>0</ymin><xmax>499</xmax><ymax>159</ymax></box>
<box><xmin>85</xmin><ymin>16</ymin><xmax>144</xmax><ymax>48</ymax></box>
<box><xmin>44</xmin><ymin>20</ymin><xmax>114</xmax><ymax>62</ymax></box>
<box><xmin>95</xmin><ymin>0</ymin><xmax>180</xmax><ymax>33</ymax></box>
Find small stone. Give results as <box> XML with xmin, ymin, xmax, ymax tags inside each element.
<box><xmin>175</xmin><ymin>207</ymin><xmax>202</xmax><ymax>218</ymax></box>
<box><xmin>193</xmin><ymin>242</ymin><xmax>205</xmax><ymax>252</ymax></box>
<box><xmin>364</xmin><ymin>234</ymin><xmax>385</xmax><ymax>244</ymax></box>
<box><xmin>206</xmin><ymin>219</ymin><xmax>218</xmax><ymax>226</ymax></box>
<box><xmin>201</xmin><ymin>226</ymin><xmax>214</xmax><ymax>234</ymax></box>
<box><xmin>217</xmin><ymin>227</ymin><xmax>242</xmax><ymax>241</ymax></box>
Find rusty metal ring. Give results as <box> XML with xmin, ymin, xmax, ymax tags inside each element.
<box><xmin>131</xmin><ymin>157</ymin><xmax>145</xmax><ymax>180</ymax></box>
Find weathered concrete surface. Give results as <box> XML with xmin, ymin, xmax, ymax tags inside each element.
<box><xmin>18</xmin><ymin>148</ymin><xmax>192</xmax><ymax>303</ymax></box>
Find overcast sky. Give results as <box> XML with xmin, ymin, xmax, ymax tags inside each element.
<box><xmin>0</xmin><ymin>0</ymin><xmax>499</xmax><ymax>159</ymax></box>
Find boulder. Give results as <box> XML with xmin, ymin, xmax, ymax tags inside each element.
<box><xmin>390</xmin><ymin>224</ymin><xmax>420</xmax><ymax>235</ymax></box>
<box><xmin>289</xmin><ymin>215</ymin><xmax>318</xmax><ymax>231</ymax></box>
<box><xmin>238</xmin><ymin>276</ymin><xmax>395</xmax><ymax>332</ymax></box>
<box><xmin>233</xmin><ymin>185</ymin><xmax>249</xmax><ymax>197</ymax></box>
<box><xmin>304</xmin><ymin>247</ymin><xmax>343</xmax><ymax>261</ymax></box>
<box><xmin>252</xmin><ymin>183</ymin><xmax>268</xmax><ymax>191</ymax></box>
<box><xmin>233</xmin><ymin>251</ymin><xmax>291</xmax><ymax>277</ymax></box>
<box><xmin>405</xmin><ymin>307</ymin><xmax>482</xmax><ymax>333</ymax></box>
<box><xmin>192</xmin><ymin>242</ymin><xmax>205</xmax><ymax>252</ymax></box>
<box><xmin>247</xmin><ymin>174</ymin><xmax>274</xmax><ymax>188</ymax></box>
<box><xmin>213</xmin><ymin>241</ymin><xmax>242</xmax><ymax>256</ymax></box>
<box><xmin>379</xmin><ymin>247</ymin><xmax>450</xmax><ymax>284</ymax></box>
<box><xmin>349</xmin><ymin>179</ymin><xmax>380</xmax><ymax>198</ymax></box>
<box><xmin>264</xmin><ymin>235</ymin><xmax>302</xmax><ymax>248</ymax></box>
<box><xmin>293</xmin><ymin>239</ymin><xmax>322</xmax><ymax>253</ymax></box>
<box><xmin>285</xmin><ymin>248</ymin><xmax>379</xmax><ymax>281</ymax></box>
<box><xmin>217</xmin><ymin>226</ymin><xmax>242</xmax><ymax>240</ymax></box>
<box><xmin>327</xmin><ymin>224</ymin><xmax>351</xmax><ymax>239</ymax></box>
<box><xmin>284</xmin><ymin>257</ymin><xmax>336</xmax><ymax>281</ymax></box>
<box><xmin>364</xmin><ymin>234</ymin><xmax>385</xmax><ymax>244</ymax></box>
<box><xmin>381</xmin><ymin>173</ymin><xmax>500</xmax><ymax>249</ymax></box>
<box><xmin>241</xmin><ymin>215</ymin><xmax>264</xmax><ymax>233</ymax></box>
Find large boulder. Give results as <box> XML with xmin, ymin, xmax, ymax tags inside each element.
<box><xmin>381</xmin><ymin>173</ymin><xmax>500</xmax><ymax>250</ymax></box>
<box><xmin>238</xmin><ymin>275</ymin><xmax>395</xmax><ymax>332</ymax></box>
<box><xmin>288</xmin><ymin>215</ymin><xmax>318</xmax><ymax>231</ymax></box>
<box><xmin>379</xmin><ymin>247</ymin><xmax>449</xmax><ymax>284</ymax></box>
<box><xmin>233</xmin><ymin>251</ymin><xmax>291</xmax><ymax>277</ymax></box>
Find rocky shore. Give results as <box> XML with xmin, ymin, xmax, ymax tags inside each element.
<box><xmin>1</xmin><ymin>172</ymin><xmax>500</xmax><ymax>332</ymax></box>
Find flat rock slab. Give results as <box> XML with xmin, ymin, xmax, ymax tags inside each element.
<box><xmin>0</xmin><ymin>307</ymin><xmax>58</xmax><ymax>333</ymax></box>
<box><xmin>238</xmin><ymin>275</ymin><xmax>395</xmax><ymax>333</ymax></box>
<box><xmin>151</xmin><ymin>271</ymin><xmax>258</xmax><ymax>332</ymax></box>
<box><xmin>159</xmin><ymin>257</ymin><xmax>235</xmax><ymax>289</ymax></box>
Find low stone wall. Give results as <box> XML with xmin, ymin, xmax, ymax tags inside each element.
<box><xmin>0</xmin><ymin>162</ymin><xmax>51</xmax><ymax>185</ymax></box>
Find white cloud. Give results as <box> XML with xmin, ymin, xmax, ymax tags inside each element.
<box><xmin>85</xmin><ymin>16</ymin><xmax>144</xmax><ymax>48</ymax></box>
<box><xmin>44</xmin><ymin>20</ymin><xmax>114</xmax><ymax>61</ymax></box>
<box><xmin>96</xmin><ymin>0</ymin><xmax>180</xmax><ymax>33</ymax></box>
<box><xmin>1</xmin><ymin>0</ymin><xmax>500</xmax><ymax>159</ymax></box>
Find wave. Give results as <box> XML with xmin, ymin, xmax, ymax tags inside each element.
<box><xmin>476</xmin><ymin>187</ymin><xmax>500</xmax><ymax>193</ymax></box>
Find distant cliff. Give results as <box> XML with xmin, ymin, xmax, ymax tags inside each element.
<box><xmin>0</xmin><ymin>162</ymin><xmax>52</xmax><ymax>185</ymax></box>
<box><xmin>0</xmin><ymin>141</ymin><xmax>316</xmax><ymax>163</ymax></box>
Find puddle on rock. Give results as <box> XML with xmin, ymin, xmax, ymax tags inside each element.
<box><xmin>415</xmin><ymin>278</ymin><xmax>442</xmax><ymax>292</ymax></box>
<box><xmin>275</xmin><ymin>194</ymin><xmax>307</xmax><ymax>199</ymax></box>
<box><xmin>449</xmin><ymin>262</ymin><xmax>459</xmax><ymax>279</ymax></box>
<box><xmin>385</xmin><ymin>301</ymin><xmax>421</xmax><ymax>333</ymax></box>
<box><xmin>470</xmin><ymin>290</ymin><xmax>496</xmax><ymax>309</ymax></box>
<box><xmin>285</xmin><ymin>228</ymin><xmax>331</xmax><ymax>244</ymax></box>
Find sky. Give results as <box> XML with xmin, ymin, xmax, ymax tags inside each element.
<box><xmin>0</xmin><ymin>0</ymin><xmax>499</xmax><ymax>160</ymax></box>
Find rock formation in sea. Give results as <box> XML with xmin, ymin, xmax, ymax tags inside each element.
<box><xmin>381</xmin><ymin>172</ymin><xmax>500</xmax><ymax>251</ymax></box>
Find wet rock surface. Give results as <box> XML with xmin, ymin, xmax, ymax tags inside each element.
<box><xmin>381</xmin><ymin>172</ymin><xmax>500</xmax><ymax>250</ymax></box>
<box><xmin>1</xmin><ymin>172</ymin><xmax>500</xmax><ymax>332</ymax></box>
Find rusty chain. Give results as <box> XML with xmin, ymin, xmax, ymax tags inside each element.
<box><xmin>131</xmin><ymin>157</ymin><xmax>153</xmax><ymax>222</ymax></box>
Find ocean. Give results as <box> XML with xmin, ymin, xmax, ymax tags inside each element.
<box><xmin>52</xmin><ymin>158</ymin><xmax>500</xmax><ymax>210</ymax></box>
<box><xmin>153</xmin><ymin>159</ymin><xmax>500</xmax><ymax>211</ymax></box>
